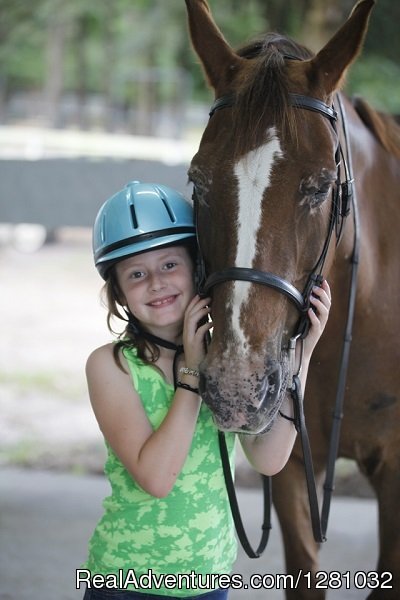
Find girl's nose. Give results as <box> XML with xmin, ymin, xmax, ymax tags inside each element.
<box><xmin>149</xmin><ymin>272</ymin><xmax>166</xmax><ymax>291</ymax></box>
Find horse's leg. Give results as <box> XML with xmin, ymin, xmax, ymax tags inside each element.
<box><xmin>273</xmin><ymin>453</ymin><xmax>325</xmax><ymax>600</ymax></box>
<box><xmin>361</xmin><ymin>457</ymin><xmax>400</xmax><ymax>600</ymax></box>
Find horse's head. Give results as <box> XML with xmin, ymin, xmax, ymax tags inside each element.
<box><xmin>185</xmin><ymin>0</ymin><xmax>374</xmax><ymax>433</ymax></box>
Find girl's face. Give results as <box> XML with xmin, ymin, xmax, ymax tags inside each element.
<box><xmin>115</xmin><ymin>245</ymin><xmax>195</xmax><ymax>337</ymax></box>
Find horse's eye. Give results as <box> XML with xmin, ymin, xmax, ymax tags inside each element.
<box><xmin>311</xmin><ymin>186</ymin><xmax>331</xmax><ymax>208</ymax></box>
<box><xmin>300</xmin><ymin>178</ymin><xmax>332</xmax><ymax>210</ymax></box>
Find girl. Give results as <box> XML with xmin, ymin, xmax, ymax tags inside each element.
<box><xmin>82</xmin><ymin>181</ymin><xmax>331</xmax><ymax>600</ymax></box>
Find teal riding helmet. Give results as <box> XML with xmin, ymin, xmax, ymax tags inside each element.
<box><xmin>93</xmin><ymin>181</ymin><xmax>196</xmax><ymax>279</ymax></box>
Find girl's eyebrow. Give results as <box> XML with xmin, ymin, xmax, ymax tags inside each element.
<box><xmin>151</xmin><ymin>252</ymin><xmax>183</xmax><ymax>263</ymax></box>
<box><xmin>116</xmin><ymin>261</ymin><xmax>145</xmax><ymax>275</ymax></box>
<box><xmin>158</xmin><ymin>249</ymin><xmax>182</xmax><ymax>258</ymax></box>
<box><xmin>119</xmin><ymin>261</ymin><xmax>143</xmax><ymax>270</ymax></box>
<box><xmin>118</xmin><ymin>251</ymin><xmax>182</xmax><ymax>272</ymax></box>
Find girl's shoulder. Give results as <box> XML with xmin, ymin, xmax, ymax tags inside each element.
<box><xmin>86</xmin><ymin>342</ymin><xmax>115</xmax><ymax>366</ymax></box>
<box><xmin>86</xmin><ymin>343</ymin><xmax>146</xmax><ymax>389</ymax></box>
<box><xmin>86</xmin><ymin>343</ymin><xmax>129</xmax><ymax>381</ymax></box>
<box><xmin>85</xmin><ymin>343</ymin><xmax>141</xmax><ymax>413</ymax></box>
<box><xmin>86</xmin><ymin>341</ymin><xmax>139</xmax><ymax>364</ymax></box>
<box><xmin>86</xmin><ymin>342</ymin><xmax>158</xmax><ymax>394</ymax></box>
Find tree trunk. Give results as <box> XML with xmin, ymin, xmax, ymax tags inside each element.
<box><xmin>102</xmin><ymin>4</ymin><xmax>117</xmax><ymax>132</ymax></box>
<box><xmin>298</xmin><ymin>0</ymin><xmax>349</xmax><ymax>51</ymax></box>
<box><xmin>0</xmin><ymin>74</ymin><xmax>9</xmax><ymax>123</ymax></box>
<box><xmin>43</xmin><ymin>6</ymin><xmax>67</xmax><ymax>128</ymax></box>
<box><xmin>133</xmin><ymin>47</ymin><xmax>158</xmax><ymax>136</ymax></box>
<box><xmin>264</xmin><ymin>0</ymin><xmax>310</xmax><ymax>35</ymax></box>
<box><xmin>74</xmin><ymin>16</ymin><xmax>90</xmax><ymax>130</ymax></box>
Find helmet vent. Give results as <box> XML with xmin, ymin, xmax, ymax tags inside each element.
<box><xmin>130</xmin><ymin>204</ymin><xmax>138</xmax><ymax>229</ymax></box>
<box><xmin>161</xmin><ymin>198</ymin><xmax>176</xmax><ymax>223</ymax></box>
<box><xmin>101</xmin><ymin>214</ymin><xmax>107</xmax><ymax>243</ymax></box>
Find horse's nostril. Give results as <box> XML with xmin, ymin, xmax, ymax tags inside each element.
<box><xmin>199</xmin><ymin>366</ymin><xmax>283</xmax><ymax>433</ymax></box>
<box><xmin>267</xmin><ymin>366</ymin><xmax>280</xmax><ymax>395</ymax></box>
<box><xmin>255</xmin><ymin>364</ymin><xmax>281</xmax><ymax>400</ymax></box>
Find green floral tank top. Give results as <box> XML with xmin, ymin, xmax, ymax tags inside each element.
<box><xmin>83</xmin><ymin>346</ymin><xmax>237</xmax><ymax>596</ymax></box>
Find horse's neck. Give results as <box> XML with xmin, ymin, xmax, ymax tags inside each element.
<box><xmin>335</xmin><ymin>106</ymin><xmax>400</xmax><ymax>303</ymax></box>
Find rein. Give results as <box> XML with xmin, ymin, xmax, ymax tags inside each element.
<box><xmin>195</xmin><ymin>91</ymin><xmax>359</xmax><ymax>555</ymax></box>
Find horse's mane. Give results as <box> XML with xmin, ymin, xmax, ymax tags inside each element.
<box><xmin>232</xmin><ymin>34</ymin><xmax>314</xmax><ymax>157</ymax></box>
<box><xmin>352</xmin><ymin>96</ymin><xmax>400</xmax><ymax>158</ymax></box>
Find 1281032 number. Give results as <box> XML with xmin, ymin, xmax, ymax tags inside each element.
<box><xmin>307</xmin><ymin>571</ymin><xmax>393</xmax><ymax>590</ymax></box>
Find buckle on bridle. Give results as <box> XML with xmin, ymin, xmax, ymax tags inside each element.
<box><xmin>288</xmin><ymin>333</ymin><xmax>304</xmax><ymax>386</ymax></box>
<box><xmin>340</xmin><ymin>179</ymin><xmax>354</xmax><ymax>218</ymax></box>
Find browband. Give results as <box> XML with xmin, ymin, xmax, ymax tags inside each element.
<box><xmin>209</xmin><ymin>93</ymin><xmax>337</xmax><ymax>122</ymax></box>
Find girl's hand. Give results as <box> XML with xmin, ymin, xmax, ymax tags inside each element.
<box><xmin>182</xmin><ymin>295</ymin><xmax>212</xmax><ymax>370</ymax></box>
<box><xmin>303</xmin><ymin>279</ymin><xmax>331</xmax><ymax>360</ymax></box>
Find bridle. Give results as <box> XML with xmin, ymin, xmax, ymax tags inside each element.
<box><xmin>193</xmin><ymin>89</ymin><xmax>360</xmax><ymax>555</ymax></box>
<box><xmin>196</xmin><ymin>92</ymin><xmax>352</xmax><ymax>342</ymax></box>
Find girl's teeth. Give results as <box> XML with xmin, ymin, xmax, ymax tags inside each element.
<box><xmin>152</xmin><ymin>297</ymin><xmax>173</xmax><ymax>306</ymax></box>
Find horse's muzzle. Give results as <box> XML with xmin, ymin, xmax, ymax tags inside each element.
<box><xmin>199</xmin><ymin>360</ymin><xmax>283</xmax><ymax>434</ymax></box>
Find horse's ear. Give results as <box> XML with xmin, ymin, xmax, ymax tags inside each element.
<box><xmin>185</xmin><ymin>0</ymin><xmax>243</xmax><ymax>91</ymax></box>
<box><xmin>309</xmin><ymin>0</ymin><xmax>375</xmax><ymax>95</ymax></box>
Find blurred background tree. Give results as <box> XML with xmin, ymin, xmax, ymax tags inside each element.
<box><xmin>0</xmin><ymin>0</ymin><xmax>398</xmax><ymax>135</ymax></box>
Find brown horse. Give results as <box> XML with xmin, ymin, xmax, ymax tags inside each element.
<box><xmin>185</xmin><ymin>0</ymin><xmax>400</xmax><ymax>598</ymax></box>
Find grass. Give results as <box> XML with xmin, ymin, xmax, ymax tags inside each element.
<box><xmin>0</xmin><ymin>369</ymin><xmax>86</xmax><ymax>401</ymax></box>
<box><xmin>0</xmin><ymin>439</ymin><xmax>106</xmax><ymax>474</ymax></box>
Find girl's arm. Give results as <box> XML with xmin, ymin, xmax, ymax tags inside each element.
<box><xmin>86</xmin><ymin>346</ymin><xmax>200</xmax><ymax>498</ymax></box>
<box><xmin>239</xmin><ymin>280</ymin><xmax>331</xmax><ymax>476</ymax></box>
<box><xmin>86</xmin><ymin>296</ymin><xmax>211</xmax><ymax>499</ymax></box>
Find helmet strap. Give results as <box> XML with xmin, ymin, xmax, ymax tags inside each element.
<box><xmin>125</xmin><ymin>311</ymin><xmax>184</xmax><ymax>387</ymax></box>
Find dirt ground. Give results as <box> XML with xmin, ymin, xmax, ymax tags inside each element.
<box><xmin>0</xmin><ymin>229</ymin><xmax>373</xmax><ymax>496</ymax></box>
<box><xmin>0</xmin><ymin>229</ymin><xmax>108</xmax><ymax>472</ymax></box>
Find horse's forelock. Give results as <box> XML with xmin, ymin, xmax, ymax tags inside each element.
<box><xmin>236</xmin><ymin>33</ymin><xmax>313</xmax><ymax>63</ymax></box>
<box><xmin>231</xmin><ymin>34</ymin><xmax>314</xmax><ymax>158</ymax></box>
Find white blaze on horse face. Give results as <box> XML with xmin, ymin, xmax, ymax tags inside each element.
<box><xmin>231</xmin><ymin>129</ymin><xmax>283</xmax><ymax>350</ymax></box>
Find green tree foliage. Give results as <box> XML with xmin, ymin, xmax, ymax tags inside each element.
<box><xmin>0</xmin><ymin>0</ymin><xmax>398</xmax><ymax>126</ymax></box>
<box><xmin>0</xmin><ymin>1</ymin><xmax>45</xmax><ymax>87</ymax></box>
<box><xmin>344</xmin><ymin>0</ymin><xmax>400</xmax><ymax>112</ymax></box>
